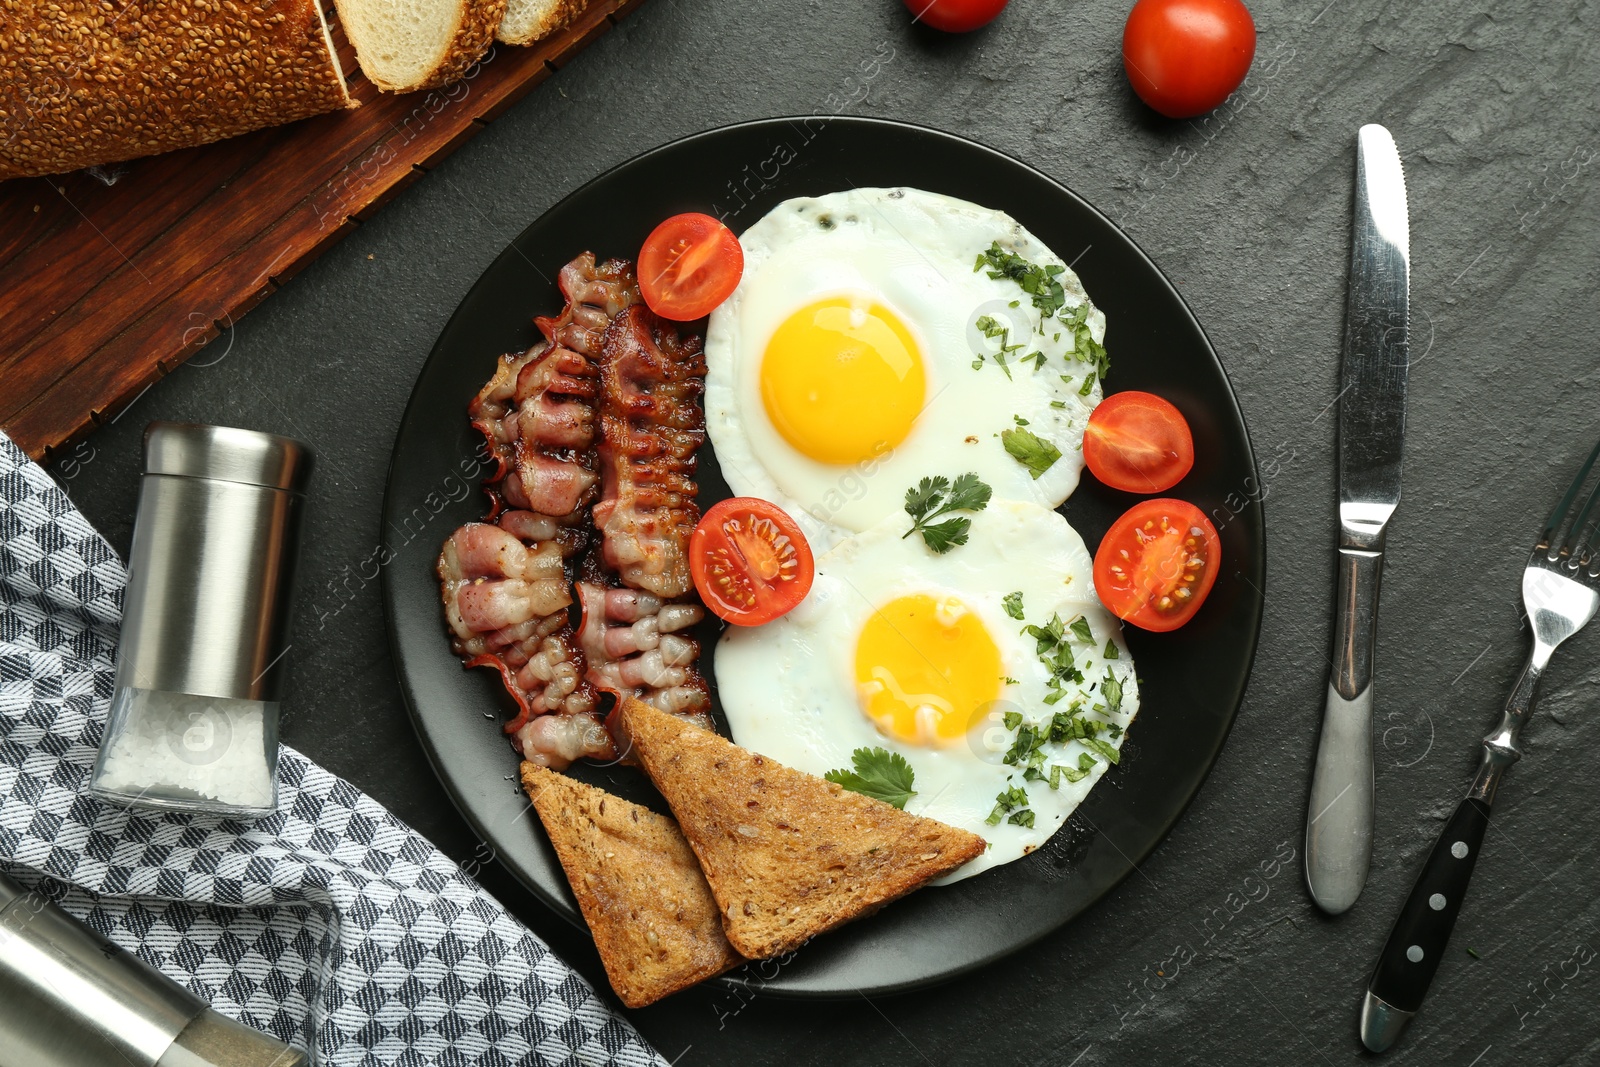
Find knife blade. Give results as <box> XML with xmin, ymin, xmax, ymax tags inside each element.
<box><xmin>1304</xmin><ymin>124</ymin><xmax>1410</xmax><ymax>915</ymax></box>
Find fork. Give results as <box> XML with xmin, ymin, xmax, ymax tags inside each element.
<box><xmin>1360</xmin><ymin>438</ymin><xmax>1600</xmax><ymax>1053</ymax></box>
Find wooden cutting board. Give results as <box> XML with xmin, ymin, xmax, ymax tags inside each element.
<box><xmin>0</xmin><ymin>0</ymin><xmax>648</xmax><ymax>461</ymax></box>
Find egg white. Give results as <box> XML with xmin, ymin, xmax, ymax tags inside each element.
<box><xmin>705</xmin><ymin>187</ymin><xmax>1107</xmax><ymax>551</ymax></box>
<box><xmin>714</xmin><ymin>499</ymin><xmax>1139</xmax><ymax>882</ymax></box>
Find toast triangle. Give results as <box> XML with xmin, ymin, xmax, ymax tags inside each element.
<box><xmin>522</xmin><ymin>763</ymin><xmax>744</xmax><ymax>1007</ymax></box>
<box><xmin>617</xmin><ymin>698</ymin><xmax>986</xmax><ymax>960</ymax></box>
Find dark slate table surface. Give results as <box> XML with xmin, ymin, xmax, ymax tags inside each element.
<box><xmin>48</xmin><ymin>1</ymin><xmax>1600</xmax><ymax>1063</ymax></box>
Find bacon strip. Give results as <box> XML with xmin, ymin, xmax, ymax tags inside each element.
<box><xmin>592</xmin><ymin>305</ymin><xmax>706</xmax><ymax>598</ymax></box>
<box><xmin>438</xmin><ymin>253</ymin><xmax>643</xmax><ymax>769</ymax></box>
<box><xmin>469</xmin><ymin>253</ymin><xmax>638</xmax><ymax>526</ymax></box>
<box><xmin>575</xmin><ymin>581</ymin><xmax>712</xmax><ymax>729</ymax></box>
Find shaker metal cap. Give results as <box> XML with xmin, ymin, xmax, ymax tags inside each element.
<box><xmin>116</xmin><ymin>423</ymin><xmax>313</xmax><ymax>702</ymax></box>
<box><xmin>144</xmin><ymin>422</ymin><xmax>313</xmax><ymax>492</ymax></box>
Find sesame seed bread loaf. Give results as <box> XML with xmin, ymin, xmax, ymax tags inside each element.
<box><xmin>332</xmin><ymin>0</ymin><xmax>508</xmax><ymax>93</ymax></box>
<box><xmin>521</xmin><ymin>763</ymin><xmax>745</xmax><ymax>1007</ymax></box>
<box><xmin>616</xmin><ymin>698</ymin><xmax>987</xmax><ymax>961</ymax></box>
<box><xmin>0</xmin><ymin>0</ymin><xmax>352</xmax><ymax>181</ymax></box>
<box><xmin>497</xmin><ymin>0</ymin><xmax>587</xmax><ymax>46</ymax></box>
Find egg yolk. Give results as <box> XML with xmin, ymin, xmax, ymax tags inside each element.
<box><xmin>760</xmin><ymin>297</ymin><xmax>926</xmax><ymax>465</ymax></box>
<box><xmin>854</xmin><ymin>594</ymin><xmax>1002</xmax><ymax>746</ymax></box>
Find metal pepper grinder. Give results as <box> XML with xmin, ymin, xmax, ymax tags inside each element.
<box><xmin>0</xmin><ymin>873</ymin><xmax>310</xmax><ymax>1066</ymax></box>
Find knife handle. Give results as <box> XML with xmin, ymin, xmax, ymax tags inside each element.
<box><xmin>1305</xmin><ymin>681</ymin><xmax>1375</xmax><ymax>913</ymax></box>
<box><xmin>1361</xmin><ymin>796</ymin><xmax>1491</xmax><ymax>1051</ymax></box>
<box><xmin>1306</xmin><ymin>539</ymin><xmax>1385</xmax><ymax>914</ymax></box>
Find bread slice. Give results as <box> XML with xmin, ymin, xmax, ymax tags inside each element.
<box><xmin>498</xmin><ymin>0</ymin><xmax>588</xmax><ymax>45</ymax></box>
<box><xmin>616</xmin><ymin>699</ymin><xmax>987</xmax><ymax>960</ymax></box>
<box><xmin>0</xmin><ymin>0</ymin><xmax>352</xmax><ymax>181</ymax></box>
<box><xmin>333</xmin><ymin>0</ymin><xmax>508</xmax><ymax>93</ymax></box>
<box><xmin>521</xmin><ymin>763</ymin><xmax>744</xmax><ymax>1007</ymax></box>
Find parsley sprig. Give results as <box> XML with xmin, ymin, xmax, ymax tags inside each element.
<box><xmin>902</xmin><ymin>473</ymin><xmax>992</xmax><ymax>554</ymax></box>
<box><xmin>825</xmin><ymin>747</ymin><xmax>917</xmax><ymax>809</ymax></box>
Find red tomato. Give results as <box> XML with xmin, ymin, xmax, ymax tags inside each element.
<box><xmin>637</xmin><ymin>212</ymin><xmax>743</xmax><ymax>321</ymax></box>
<box><xmin>1093</xmin><ymin>498</ymin><xmax>1221</xmax><ymax>632</ymax></box>
<box><xmin>1083</xmin><ymin>391</ymin><xmax>1195</xmax><ymax>494</ymax></box>
<box><xmin>903</xmin><ymin>0</ymin><xmax>1009</xmax><ymax>32</ymax></box>
<box><xmin>690</xmin><ymin>498</ymin><xmax>815</xmax><ymax>626</ymax></box>
<box><xmin>1122</xmin><ymin>0</ymin><xmax>1256</xmax><ymax>119</ymax></box>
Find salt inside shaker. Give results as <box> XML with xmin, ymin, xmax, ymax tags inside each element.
<box><xmin>90</xmin><ymin>423</ymin><xmax>312</xmax><ymax>817</ymax></box>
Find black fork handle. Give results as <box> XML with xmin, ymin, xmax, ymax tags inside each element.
<box><xmin>1367</xmin><ymin>797</ymin><xmax>1490</xmax><ymax>1014</ymax></box>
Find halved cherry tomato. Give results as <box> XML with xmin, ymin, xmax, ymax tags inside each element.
<box><xmin>1083</xmin><ymin>390</ymin><xmax>1195</xmax><ymax>494</ymax></box>
<box><xmin>903</xmin><ymin>0</ymin><xmax>1009</xmax><ymax>32</ymax></box>
<box><xmin>1122</xmin><ymin>0</ymin><xmax>1256</xmax><ymax>119</ymax></box>
<box><xmin>1093</xmin><ymin>498</ymin><xmax>1221</xmax><ymax>632</ymax></box>
<box><xmin>690</xmin><ymin>498</ymin><xmax>815</xmax><ymax>626</ymax></box>
<box><xmin>637</xmin><ymin>212</ymin><xmax>743</xmax><ymax>321</ymax></box>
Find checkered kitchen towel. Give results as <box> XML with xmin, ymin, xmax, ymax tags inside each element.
<box><xmin>0</xmin><ymin>432</ymin><xmax>667</xmax><ymax>1067</ymax></box>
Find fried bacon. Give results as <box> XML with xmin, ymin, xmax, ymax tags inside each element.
<box><xmin>468</xmin><ymin>253</ymin><xmax>638</xmax><ymax>525</ymax></box>
<box><xmin>441</xmin><ymin>253</ymin><xmax>715</xmax><ymax>771</ymax></box>
<box><xmin>437</xmin><ymin>519</ymin><xmax>610</xmax><ymax>768</ymax></box>
<box><xmin>575</xmin><ymin>581</ymin><xmax>712</xmax><ymax>726</ymax></box>
<box><xmin>592</xmin><ymin>305</ymin><xmax>707</xmax><ymax>598</ymax></box>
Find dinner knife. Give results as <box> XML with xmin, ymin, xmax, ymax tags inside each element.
<box><xmin>1304</xmin><ymin>124</ymin><xmax>1410</xmax><ymax>916</ymax></box>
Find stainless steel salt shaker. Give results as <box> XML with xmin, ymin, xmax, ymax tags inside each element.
<box><xmin>0</xmin><ymin>872</ymin><xmax>309</xmax><ymax>1067</ymax></box>
<box><xmin>90</xmin><ymin>422</ymin><xmax>313</xmax><ymax>816</ymax></box>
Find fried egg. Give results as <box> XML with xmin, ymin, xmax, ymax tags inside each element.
<box><xmin>704</xmin><ymin>187</ymin><xmax>1107</xmax><ymax>550</ymax></box>
<box><xmin>714</xmin><ymin>499</ymin><xmax>1139</xmax><ymax>882</ymax></box>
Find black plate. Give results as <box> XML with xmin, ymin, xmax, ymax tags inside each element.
<box><xmin>380</xmin><ymin>116</ymin><xmax>1265</xmax><ymax>998</ymax></box>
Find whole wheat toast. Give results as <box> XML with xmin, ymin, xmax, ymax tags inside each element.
<box><xmin>616</xmin><ymin>698</ymin><xmax>986</xmax><ymax>960</ymax></box>
<box><xmin>521</xmin><ymin>763</ymin><xmax>744</xmax><ymax>1007</ymax></box>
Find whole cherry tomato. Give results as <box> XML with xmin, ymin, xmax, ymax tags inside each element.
<box><xmin>1122</xmin><ymin>0</ymin><xmax>1256</xmax><ymax>119</ymax></box>
<box><xmin>902</xmin><ymin>0</ymin><xmax>1010</xmax><ymax>33</ymax></box>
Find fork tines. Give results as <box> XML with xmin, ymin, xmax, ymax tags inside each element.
<box><xmin>1543</xmin><ymin>437</ymin><xmax>1600</xmax><ymax>563</ymax></box>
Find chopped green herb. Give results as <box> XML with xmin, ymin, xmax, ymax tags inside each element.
<box><xmin>1025</xmin><ymin>613</ymin><xmax>1085</xmax><ymax>702</ymax></box>
<box><xmin>973</xmin><ymin>315</ymin><xmax>1021</xmax><ymax>380</ymax></box>
<box><xmin>1002</xmin><ymin>590</ymin><xmax>1025</xmax><ymax>620</ymax></box>
<box><xmin>1102</xmin><ymin>669</ymin><xmax>1124</xmax><ymax>717</ymax></box>
<box><xmin>1047</xmin><ymin>711</ymin><xmax>1098</xmax><ymax>744</ymax></box>
<box><xmin>1069</xmin><ymin>616</ymin><xmax>1094</xmax><ymax>643</ymax></box>
<box><xmin>1078</xmin><ymin>374</ymin><xmax>1096</xmax><ymax>397</ymax></box>
<box><xmin>986</xmin><ymin>784</ymin><xmax>1030</xmax><ymax>826</ymax></box>
<box><xmin>1003</xmin><ymin>723</ymin><xmax>1046</xmax><ymax>768</ymax></box>
<box><xmin>975</xmin><ymin>243</ymin><xmax>1067</xmax><ymax>326</ymax></box>
<box><xmin>1013</xmin><ymin>414</ymin><xmax>1030</xmax><ymax>426</ymax></box>
<box><xmin>1083</xmin><ymin>737</ymin><xmax>1121</xmax><ymax>765</ymax></box>
<box><xmin>1467</xmin><ymin>947</ymin><xmax>1481</xmax><ymax>960</ymax></box>
<box><xmin>1001</xmin><ymin>426</ymin><xmax>1062</xmax><ymax>480</ymax></box>
<box><xmin>1002</xmin><ymin>710</ymin><xmax>1022</xmax><ymax>731</ymax></box>
<box><xmin>1050</xmin><ymin>399</ymin><xmax>1067</xmax><ymax>409</ymax></box>
<box><xmin>1008</xmin><ymin>808</ymin><xmax>1036</xmax><ymax>828</ymax></box>
<box><xmin>824</xmin><ymin>747</ymin><xmax>917</xmax><ymax>808</ymax></box>
<box><xmin>902</xmin><ymin>473</ymin><xmax>992</xmax><ymax>554</ymax></box>
<box><xmin>1104</xmin><ymin>639</ymin><xmax>1120</xmax><ymax>661</ymax></box>
<box><xmin>1002</xmin><ymin>676</ymin><xmax>1019</xmax><ymax>685</ymax></box>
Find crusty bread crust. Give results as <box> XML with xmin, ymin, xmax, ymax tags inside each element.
<box><xmin>617</xmin><ymin>699</ymin><xmax>987</xmax><ymax>960</ymax></box>
<box><xmin>522</xmin><ymin>762</ymin><xmax>744</xmax><ymax>1007</ymax></box>
<box><xmin>496</xmin><ymin>0</ymin><xmax>588</xmax><ymax>46</ymax></box>
<box><xmin>0</xmin><ymin>0</ymin><xmax>352</xmax><ymax>181</ymax></box>
<box><xmin>413</xmin><ymin>0</ymin><xmax>509</xmax><ymax>92</ymax></box>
